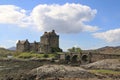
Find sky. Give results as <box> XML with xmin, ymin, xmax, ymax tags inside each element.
<box><xmin>0</xmin><ymin>0</ymin><xmax>120</xmax><ymax>51</ymax></box>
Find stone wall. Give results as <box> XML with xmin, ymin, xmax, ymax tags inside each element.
<box><xmin>30</xmin><ymin>42</ymin><xmax>39</xmax><ymax>52</ymax></box>
<box><xmin>59</xmin><ymin>52</ymin><xmax>120</xmax><ymax>64</ymax></box>
<box><xmin>40</xmin><ymin>30</ymin><xmax>59</xmax><ymax>53</ymax></box>
<box><xmin>90</xmin><ymin>53</ymin><xmax>120</xmax><ymax>62</ymax></box>
<box><xmin>16</xmin><ymin>40</ymin><xmax>30</xmax><ymax>52</ymax></box>
<box><xmin>17</xmin><ymin>30</ymin><xmax>61</xmax><ymax>53</ymax></box>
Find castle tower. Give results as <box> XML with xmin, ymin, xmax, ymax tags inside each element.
<box><xmin>40</xmin><ymin>30</ymin><xmax>60</xmax><ymax>53</ymax></box>
<box><xmin>16</xmin><ymin>30</ymin><xmax>62</xmax><ymax>53</ymax></box>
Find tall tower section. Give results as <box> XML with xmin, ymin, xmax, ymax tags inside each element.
<box><xmin>40</xmin><ymin>30</ymin><xmax>60</xmax><ymax>53</ymax></box>
<box><xmin>49</xmin><ymin>30</ymin><xmax>59</xmax><ymax>48</ymax></box>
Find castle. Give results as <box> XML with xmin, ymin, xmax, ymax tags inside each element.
<box><xmin>16</xmin><ymin>30</ymin><xmax>62</xmax><ymax>53</ymax></box>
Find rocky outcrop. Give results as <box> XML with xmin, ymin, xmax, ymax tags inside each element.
<box><xmin>81</xmin><ymin>59</ymin><xmax>120</xmax><ymax>70</ymax></box>
<box><xmin>27</xmin><ymin>65</ymin><xmax>96</xmax><ymax>79</ymax></box>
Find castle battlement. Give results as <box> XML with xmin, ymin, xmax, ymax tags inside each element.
<box><xmin>16</xmin><ymin>30</ymin><xmax>62</xmax><ymax>53</ymax></box>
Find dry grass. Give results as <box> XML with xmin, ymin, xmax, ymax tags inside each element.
<box><xmin>89</xmin><ymin>69</ymin><xmax>120</xmax><ymax>75</ymax></box>
<box><xmin>46</xmin><ymin>78</ymin><xmax>114</xmax><ymax>80</ymax></box>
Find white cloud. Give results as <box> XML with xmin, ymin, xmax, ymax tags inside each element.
<box><xmin>93</xmin><ymin>28</ymin><xmax>120</xmax><ymax>42</ymax></box>
<box><xmin>0</xmin><ymin>3</ymin><xmax>98</xmax><ymax>33</ymax></box>
<box><xmin>31</xmin><ymin>3</ymin><xmax>98</xmax><ymax>33</ymax></box>
<box><xmin>0</xmin><ymin>5</ymin><xmax>31</xmax><ymax>27</ymax></box>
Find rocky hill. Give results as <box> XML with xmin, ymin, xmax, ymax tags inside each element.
<box><xmin>84</xmin><ymin>46</ymin><xmax>120</xmax><ymax>54</ymax></box>
<box><xmin>0</xmin><ymin>59</ymin><xmax>120</xmax><ymax>80</ymax></box>
<box><xmin>0</xmin><ymin>47</ymin><xmax>14</xmax><ymax>53</ymax></box>
<box><xmin>96</xmin><ymin>46</ymin><xmax>120</xmax><ymax>54</ymax></box>
<box><xmin>0</xmin><ymin>48</ymin><xmax>15</xmax><ymax>58</ymax></box>
<box><xmin>28</xmin><ymin>65</ymin><xmax>96</xmax><ymax>79</ymax></box>
<box><xmin>8</xmin><ymin>47</ymin><xmax>16</xmax><ymax>51</ymax></box>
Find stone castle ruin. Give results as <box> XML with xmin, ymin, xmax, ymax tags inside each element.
<box><xmin>16</xmin><ymin>30</ymin><xmax>120</xmax><ymax>64</ymax></box>
<box><xmin>16</xmin><ymin>30</ymin><xmax>62</xmax><ymax>53</ymax></box>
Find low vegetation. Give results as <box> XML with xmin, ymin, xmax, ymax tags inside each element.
<box><xmin>0</xmin><ymin>48</ymin><xmax>58</xmax><ymax>59</ymax></box>
<box><xmin>67</xmin><ymin>47</ymin><xmax>82</xmax><ymax>53</ymax></box>
<box><xmin>0</xmin><ymin>48</ymin><xmax>120</xmax><ymax>80</ymax></box>
<box><xmin>0</xmin><ymin>48</ymin><xmax>15</xmax><ymax>58</ymax></box>
<box><xmin>14</xmin><ymin>52</ymin><xmax>57</xmax><ymax>59</ymax></box>
<box><xmin>90</xmin><ymin>69</ymin><xmax>120</xmax><ymax>75</ymax></box>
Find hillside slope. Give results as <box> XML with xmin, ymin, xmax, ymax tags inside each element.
<box><xmin>0</xmin><ymin>48</ymin><xmax>15</xmax><ymax>58</ymax></box>
<box><xmin>84</xmin><ymin>46</ymin><xmax>120</xmax><ymax>54</ymax></box>
<box><xmin>8</xmin><ymin>47</ymin><xmax>16</xmax><ymax>51</ymax></box>
<box><xmin>97</xmin><ymin>46</ymin><xmax>120</xmax><ymax>54</ymax></box>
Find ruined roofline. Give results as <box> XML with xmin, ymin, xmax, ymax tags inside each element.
<box><xmin>30</xmin><ymin>42</ymin><xmax>40</xmax><ymax>44</ymax></box>
<box><xmin>17</xmin><ymin>30</ymin><xmax>60</xmax><ymax>53</ymax></box>
<box><xmin>42</xmin><ymin>30</ymin><xmax>59</xmax><ymax>37</ymax></box>
<box><xmin>18</xmin><ymin>39</ymin><xmax>40</xmax><ymax>44</ymax></box>
<box><xmin>17</xmin><ymin>39</ymin><xmax>29</xmax><ymax>44</ymax></box>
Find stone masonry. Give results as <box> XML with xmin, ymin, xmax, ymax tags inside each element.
<box><xmin>16</xmin><ymin>30</ymin><xmax>62</xmax><ymax>53</ymax></box>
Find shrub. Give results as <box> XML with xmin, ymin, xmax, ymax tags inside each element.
<box><xmin>43</xmin><ymin>54</ymin><xmax>49</xmax><ymax>58</ymax></box>
<box><xmin>51</xmin><ymin>47</ymin><xmax>62</xmax><ymax>53</ymax></box>
<box><xmin>14</xmin><ymin>52</ymin><xmax>21</xmax><ymax>57</ymax></box>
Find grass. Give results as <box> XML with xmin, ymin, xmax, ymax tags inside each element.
<box><xmin>0</xmin><ymin>47</ymin><xmax>58</xmax><ymax>59</ymax></box>
<box><xmin>14</xmin><ymin>52</ymin><xmax>57</xmax><ymax>59</ymax></box>
<box><xmin>89</xmin><ymin>69</ymin><xmax>120</xmax><ymax>75</ymax></box>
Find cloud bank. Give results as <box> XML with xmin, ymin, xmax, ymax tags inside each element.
<box><xmin>31</xmin><ymin>3</ymin><xmax>98</xmax><ymax>33</ymax></box>
<box><xmin>0</xmin><ymin>5</ymin><xmax>31</xmax><ymax>27</ymax></box>
<box><xmin>93</xmin><ymin>28</ymin><xmax>120</xmax><ymax>42</ymax></box>
<box><xmin>0</xmin><ymin>3</ymin><xmax>98</xmax><ymax>33</ymax></box>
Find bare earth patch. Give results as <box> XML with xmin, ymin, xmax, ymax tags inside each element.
<box><xmin>0</xmin><ymin>59</ymin><xmax>120</xmax><ymax>80</ymax></box>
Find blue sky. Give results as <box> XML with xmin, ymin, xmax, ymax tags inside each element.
<box><xmin>0</xmin><ymin>0</ymin><xmax>120</xmax><ymax>50</ymax></box>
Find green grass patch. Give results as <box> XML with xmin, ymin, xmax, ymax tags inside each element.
<box><xmin>17</xmin><ymin>52</ymin><xmax>32</xmax><ymax>59</ymax></box>
<box><xmin>90</xmin><ymin>69</ymin><xmax>120</xmax><ymax>75</ymax></box>
<box><xmin>15</xmin><ymin>52</ymin><xmax>57</xmax><ymax>59</ymax></box>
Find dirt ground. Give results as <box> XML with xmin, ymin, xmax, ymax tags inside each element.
<box><xmin>0</xmin><ymin>59</ymin><xmax>120</xmax><ymax>80</ymax></box>
<box><xmin>0</xmin><ymin>59</ymin><xmax>52</xmax><ymax>79</ymax></box>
